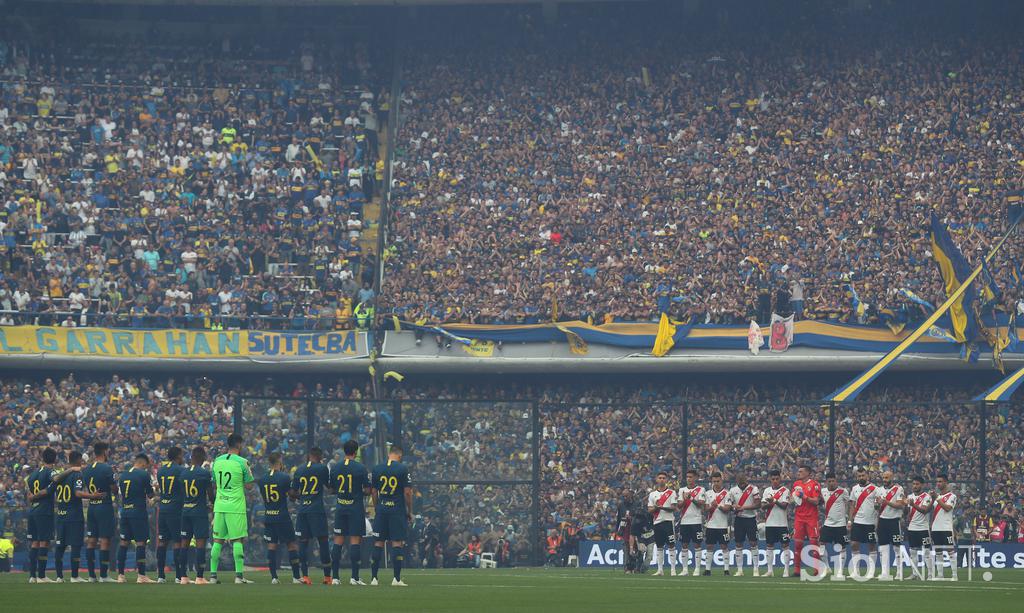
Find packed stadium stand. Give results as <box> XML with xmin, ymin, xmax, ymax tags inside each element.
<box><xmin>1</xmin><ymin>27</ymin><xmax>384</xmax><ymax>331</ymax></box>
<box><xmin>382</xmin><ymin>2</ymin><xmax>1024</xmax><ymax>325</ymax></box>
<box><xmin>2</xmin><ymin>0</ymin><xmax>1024</xmax><ymax>578</ymax></box>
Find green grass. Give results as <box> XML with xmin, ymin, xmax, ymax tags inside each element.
<box><xmin>3</xmin><ymin>568</ymin><xmax>1024</xmax><ymax>612</ymax></box>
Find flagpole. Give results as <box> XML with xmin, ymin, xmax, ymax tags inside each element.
<box><xmin>824</xmin><ymin>219</ymin><xmax>1021</xmax><ymax>403</ymax></box>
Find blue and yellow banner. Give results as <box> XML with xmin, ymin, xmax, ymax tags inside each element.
<box><xmin>0</xmin><ymin>326</ymin><xmax>367</xmax><ymax>360</ymax></box>
<box><xmin>974</xmin><ymin>365</ymin><xmax>1024</xmax><ymax>402</ymax></box>
<box><xmin>930</xmin><ymin>214</ymin><xmax>979</xmax><ymax>343</ymax></box>
<box><xmin>397</xmin><ymin>318</ymin><xmax>1019</xmax><ymax>355</ymax></box>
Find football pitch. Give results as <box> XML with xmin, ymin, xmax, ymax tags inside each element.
<box><xmin>3</xmin><ymin>568</ymin><xmax>1023</xmax><ymax>612</ymax></box>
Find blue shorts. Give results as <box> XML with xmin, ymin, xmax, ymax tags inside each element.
<box><xmin>295</xmin><ymin>513</ymin><xmax>329</xmax><ymax>540</ymax></box>
<box><xmin>180</xmin><ymin>515</ymin><xmax>210</xmax><ymax>541</ymax></box>
<box><xmin>373</xmin><ymin>513</ymin><xmax>407</xmax><ymax>543</ymax></box>
<box><xmin>27</xmin><ymin>515</ymin><xmax>55</xmax><ymax>542</ymax></box>
<box><xmin>263</xmin><ymin>518</ymin><xmax>297</xmax><ymax>544</ymax></box>
<box><xmin>158</xmin><ymin>511</ymin><xmax>182</xmax><ymax>542</ymax></box>
<box><xmin>119</xmin><ymin>515</ymin><xmax>149</xmax><ymax>543</ymax></box>
<box><xmin>87</xmin><ymin>506</ymin><xmax>116</xmax><ymax>540</ymax></box>
<box><xmin>56</xmin><ymin>520</ymin><xmax>85</xmax><ymax>548</ymax></box>
<box><xmin>333</xmin><ymin>509</ymin><xmax>366</xmax><ymax>537</ymax></box>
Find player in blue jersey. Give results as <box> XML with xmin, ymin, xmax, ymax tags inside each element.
<box><xmin>25</xmin><ymin>447</ymin><xmax>59</xmax><ymax>583</ymax></box>
<box><xmin>82</xmin><ymin>442</ymin><xmax>117</xmax><ymax>582</ymax></box>
<box><xmin>179</xmin><ymin>446</ymin><xmax>214</xmax><ymax>584</ymax></box>
<box><xmin>370</xmin><ymin>444</ymin><xmax>413</xmax><ymax>587</ymax></box>
<box><xmin>117</xmin><ymin>453</ymin><xmax>155</xmax><ymax>583</ymax></box>
<box><xmin>258</xmin><ymin>452</ymin><xmax>302</xmax><ymax>584</ymax></box>
<box><xmin>50</xmin><ymin>451</ymin><xmax>102</xmax><ymax>582</ymax></box>
<box><xmin>155</xmin><ymin>446</ymin><xmax>186</xmax><ymax>583</ymax></box>
<box><xmin>290</xmin><ymin>447</ymin><xmax>332</xmax><ymax>584</ymax></box>
<box><xmin>328</xmin><ymin>440</ymin><xmax>370</xmax><ymax>585</ymax></box>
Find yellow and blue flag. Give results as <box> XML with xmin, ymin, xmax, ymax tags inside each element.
<box><xmin>929</xmin><ymin>214</ymin><xmax>979</xmax><ymax>344</ymax></box>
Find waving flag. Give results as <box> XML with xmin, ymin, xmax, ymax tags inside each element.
<box><xmin>929</xmin><ymin>214</ymin><xmax>979</xmax><ymax>344</ymax></box>
<box><xmin>748</xmin><ymin>320</ymin><xmax>765</xmax><ymax>355</ymax></box>
<box><xmin>651</xmin><ymin>313</ymin><xmax>676</xmax><ymax>357</ymax></box>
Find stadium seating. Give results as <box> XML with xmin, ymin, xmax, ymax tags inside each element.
<box><xmin>381</xmin><ymin>9</ymin><xmax>1024</xmax><ymax>327</ymax></box>
<box><xmin>1</xmin><ymin>35</ymin><xmax>382</xmax><ymax>331</ymax></box>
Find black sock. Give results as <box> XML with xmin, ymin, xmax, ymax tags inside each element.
<box><xmin>136</xmin><ymin>545</ymin><xmax>147</xmax><ymax>576</ymax></box>
<box><xmin>55</xmin><ymin>545</ymin><xmax>66</xmax><ymax>579</ymax></box>
<box><xmin>29</xmin><ymin>547</ymin><xmax>38</xmax><ymax>578</ymax></box>
<box><xmin>299</xmin><ymin>541</ymin><xmax>309</xmax><ymax>577</ymax></box>
<box><xmin>86</xmin><ymin>546</ymin><xmax>96</xmax><ymax>578</ymax></box>
<box><xmin>70</xmin><ymin>545</ymin><xmax>81</xmax><ymax>579</ymax></box>
<box><xmin>100</xmin><ymin>549</ymin><xmax>110</xmax><ymax>578</ymax></box>
<box><xmin>371</xmin><ymin>546</ymin><xmax>382</xmax><ymax>579</ymax></box>
<box><xmin>156</xmin><ymin>545</ymin><xmax>167</xmax><ymax>579</ymax></box>
<box><xmin>393</xmin><ymin>546</ymin><xmax>403</xmax><ymax>582</ymax></box>
<box><xmin>37</xmin><ymin>548</ymin><xmax>49</xmax><ymax>579</ymax></box>
<box><xmin>288</xmin><ymin>549</ymin><xmax>301</xmax><ymax>579</ymax></box>
<box><xmin>174</xmin><ymin>547</ymin><xmax>184</xmax><ymax>579</ymax></box>
<box><xmin>268</xmin><ymin>548</ymin><xmax>279</xmax><ymax>580</ymax></box>
<box><xmin>196</xmin><ymin>547</ymin><xmax>206</xmax><ymax>578</ymax></box>
<box><xmin>331</xmin><ymin>544</ymin><xmax>342</xmax><ymax>579</ymax></box>
<box><xmin>117</xmin><ymin>546</ymin><xmax>127</xmax><ymax>575</ymax></box>
<box><xmin>319</xmin><ymin>538</ymin><xmax>331</xmax><ymax>578</ymax></box>
<box><xmin>350</xmin><ymin>544</ymin><xmax>361</xmax><ymax>581</ymax></box>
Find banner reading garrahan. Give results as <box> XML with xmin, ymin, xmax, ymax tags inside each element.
<box><xmin>0</xmin><ymin>326</ymin><xmax>368</xmax><ymax>360</ymax></box>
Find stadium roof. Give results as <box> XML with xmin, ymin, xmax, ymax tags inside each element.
<box><xmin>17</xmin><ymin>0</ymin><xmax>651</xmax><ymax>5</ymax></box>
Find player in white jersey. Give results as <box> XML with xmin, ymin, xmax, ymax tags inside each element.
<box><xmin>820</xmin><ymin>471</ymin><xmax>850</xmax><ymax>578</ymax></box>
<box><xmin>702</xmin><ymin>472</ymin><xmax>734</xmax><ymax>576</ymax></box>
<box><xmin>875</xmin><ymin>470</ymin><xmax>907</xmax><ymax>580</ymax></box>
<box><xmin>929</xmin><ymin>474</ymin><xmax>958</xmax><ymax>580</ymax></box>
<box><xmin>760</xmin><ymin>469</ymin><xmax>791</xmax><ymax>577</ymax></box>
<box><xmin>728</xmin><ymin>470</ymin><xmax>760</xmax><ymax>577</ymax></box>
<box><xmin>904</xmin><ymin>476</ymin><xmax>933</xmax><ymax>580</ymax></box>
<box><xmin>675</xmin><ymin>469</ymin><xmax>705</xmax><ymax>577</ymax></box>
<box><xmin>646</xmin><ymin>471</ymin><xmax>678</xmax><ymax>576</ymax></box>
<box><xmin>848</xmin><ymin>468</ymin><xmax>880</xmax><ymax>576</ymax></box>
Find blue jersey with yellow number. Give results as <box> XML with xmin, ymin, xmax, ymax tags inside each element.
<box><xmin>291</xmin><ymin>462</ymin><xmax>330</xmax><ymax>515</ymax></box>
<box><xmin>329</xmin><ymin>458</ymin><xmax>369</xmax><ymax>512</ymax></box>
<box><xmin>371</xmin><ymin>460</ymin><xmax>410</xmax><ymax>515</ymax></box>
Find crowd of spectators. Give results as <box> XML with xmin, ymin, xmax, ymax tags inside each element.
<box><xmin>0</xmin><ymin>30</ymin><xmax>384</xmax><ymax>331</ymax></box>
<box><xmin>382</xmin><ymin>5</ymin><xmax>1024</xmax><ymax>327</ymax></box>
<box><xmin>2</xmin><ymin>372</ymin><xmax>1022</xmax><ymax>564</ymax></box>
<box><xmin>385</xmin><ymin>377</ymin><xmax>1023</xmax><ymax>546</ymax></box>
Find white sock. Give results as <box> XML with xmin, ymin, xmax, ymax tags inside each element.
<box><xmin>685</xmin><ymin>548</ymin><xmax>692</xmax><ymax>572</ymax></box>
<box><xmin>783</xmin><ymin>549</ymin><xmax>791</xmax><ymax>573</ymax></box>
<box><xmin>667</xmin><ymin>549</ymin><xmax>676</xmax><ymax>573</ymax></box>
<box><xmin>925</xmin><ymin>548</ymin><xmax>935</xmax><ymax>579</ymax></box>
<box><xmin>753</xmin><ymin>547</ymin><xmax>759</xmax><ymax>574</ymax></box>
<box><xmin>705</xmin><ymin>548</ymin><xmax>712</xmax><ymax>571</ymax></box>
<box><xmin>879</xmin><ymin>545</ymin><xmax>892</xmax><ymax>575</ymax></box>
<box><xmin>655</xmin><ymin>545</ymin><xmax>663</xmax><ymax>572</ymax></box>
<box><xmin>835</xmin><ymin>546</ymin><xmax>845</xmax><ymax>575</ymax></box>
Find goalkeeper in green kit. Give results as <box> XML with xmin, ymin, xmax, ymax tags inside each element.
<box><xmin>210</xmin><ymin>434</ymin><xmax>255</xmax><ymax>584</ymax></box>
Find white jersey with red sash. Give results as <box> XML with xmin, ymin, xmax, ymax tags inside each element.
<box><xmin>907</xmin><ymin>492</ymin><xmax>932</xmax><ymax>531</ymax></box>
<box><xmin>704</xmin><ymin>487</ymin><xmax>734</xmax><ymax>529</ymax></box>
<box><xmin>931</xmin><ymin>491</ymin><xmax>957</xmax><ymax>532</ymax></box>
<box><xmin>678</xmin><ymin>485</ymin><xmax>705</xmax><ymax>525</ymax></box>
<box><xmin>822</xmin><ymin>487</ymin><xmax>849</xmax><ymax>528</ymax></box>
<box><xmin>850</xmin><ymin>483</ymin><xmax>879</xmax><ymax>524</ymax></box>
<box><xmin>762</xmin><ymin>485</ymin><xmax>790</xmax><ymax>527</ymax></box>
<box><xmin>647</xmin><ymin>488</ymin><xmax>678</xmax><ymax>524</ymax></box>
<box><xmin>729</xmin><ymin>484</ymin><xmax>760</xmax><ymax>518</ymax></box>
<box><xmin>879</xmin><ymin>484</ymin><xmax>905</xmax><ymax>520</ymax></box>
